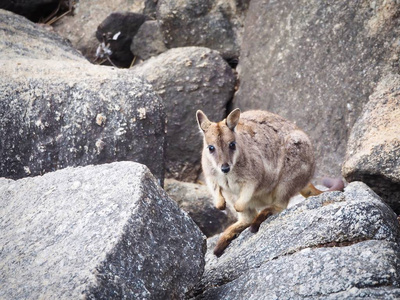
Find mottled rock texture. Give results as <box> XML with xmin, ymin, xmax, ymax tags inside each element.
<box><xmin>132</xmin><ymin>47</ymin><xmax>236</xmax><ymax>181</ymax></box>
<box><xmin>131</xmin><ymin>20</ymin><xmax>168</xmax><ymax>61</ymax></box>
<box><xmin>234</xmin><ymin>0</ymin><xmax>400</xmax><ymax>178</ymax></box>
<box><xmin>198</xmin><ymin>241</ymin><xmax>400</xmax><ymax>299</ymax></box>
<box><xmin>165</xmin><ymin>179</ymin><xmax>236</xmax><ymax>237</ymax></box>
<box><xmin>157</xmin><ymin>0</ymin><xmax>250</xmax><ymax>60</ymax></box>
<box><xmin>195</xmin><ymin>182</ymin><xmax>400</xmax><ymax>299</ymax></box>
<box><xmin>0</xmin><ymin>9</ymin><xmax>83</xmax><ymax>61</ymax></box>
<box><xmin>343</xmin><ymin>73</ymin><xmax>400</xmax><ymax>213</ymax></box>
<box><xmin>0</xmin><ymin>162</ymin><xmax>206</xmax><ymax>299</ymax></box>
<box><xmin>0</xmin><ymin>10</ymin><xmax>166</xmax><ymax>183</ymax></box>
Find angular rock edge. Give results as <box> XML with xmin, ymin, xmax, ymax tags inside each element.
<box><xmin>0</xmin><ymin>162</ymin><xmax>206</xmax><ymax>299</ymax></box>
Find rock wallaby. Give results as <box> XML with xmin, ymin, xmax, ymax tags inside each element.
<box><xmin>196</xmin><ymin>109</ymin><xmax>344</xmax><ymax>257</ymax></box>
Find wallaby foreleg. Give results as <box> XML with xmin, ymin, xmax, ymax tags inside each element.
<box><xmin>215</xmin><ymin>186</ymin><xmax>226</xmax><ymax>210</ymax></box>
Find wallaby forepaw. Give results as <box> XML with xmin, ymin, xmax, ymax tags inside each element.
<box><xmin>215</xmin><ymin>201</ymin><xmax>226</xmax><ymax>210</ymax></box>
<box><xmin>234</xmin><ymin>202</ymin><xmax>245</xmax><ymax>212</ymax></box>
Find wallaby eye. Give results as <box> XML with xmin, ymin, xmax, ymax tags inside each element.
<box><xmin>208</xmin><ymin>145</ymin><xmax>215</xmax><ymax>153</ymax></box>
<box><xmin>229</xmin><ymin>141</ymin><xmax>236</xmax><ymax>150</ymax></box>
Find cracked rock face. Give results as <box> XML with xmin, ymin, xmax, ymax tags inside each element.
<box><xmin>0</xmin><ymin>162</ymin><xmax>206</xmax><ymax>299</ymax></box>
<box><xmin>194</xmin><ymin>182</ymin><xmax>400</xmax><ymax>299</ymax></box>
<box><xmin>234</xmin><ymin>0</ymin><xmax>400</xmax><ymax>178</ymax></box>
<box><xmin>343</xmin><ymin>73</ymin><xmax>400</xmax><ymax>213</ymax></box>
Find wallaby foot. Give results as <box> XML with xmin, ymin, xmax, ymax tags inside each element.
<box><xmin>214</xmin><ymin>221</ymin><xmax>250</xmax><ymax>257</ymax></box>
<box><xmin>249</xmin><ymin>205</ymin><xmax>281</xmax><ymax>233</ymax></box>
<box><xmin>300</xmin><ymin>182</ymin><xmax>323</xmax><ymax>198</ymax></box>
<box><xmin>250</xmin><ymin>212</ymin><xmax>273</xmax><ymax>233</ymax></box>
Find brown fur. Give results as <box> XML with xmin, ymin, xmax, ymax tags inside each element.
<box><xmin>197</xmin><ymin>109</ymin><xmax>342</xmax><ymax>257</ymax></box>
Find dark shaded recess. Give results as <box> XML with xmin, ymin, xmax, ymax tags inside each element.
<box><xmin>347</xmin><ymin>172</ymin><xmax>400</xmax><ymax>214</ymax></box>
<box><xmin>0</xmin><ymin>0</ymin><xmax>63</xmax><ymax>22</ymax></box>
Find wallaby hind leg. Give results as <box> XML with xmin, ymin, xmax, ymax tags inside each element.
<box><xmin>249</xmin><ymin>205</ymin><xmax>282</xmax><ymax>233</ymax></box>
<box><xmin>214</xmin><ymin>209</ymin><xmax>256</xmax><ymax>257</ymax></box>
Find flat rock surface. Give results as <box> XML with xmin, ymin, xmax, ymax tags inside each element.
<box><xmin>0</xmin><ymin>162</ymin><xmax>206</xmax><ymax>299</ymax></box>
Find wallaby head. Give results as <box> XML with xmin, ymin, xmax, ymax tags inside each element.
<box><xmin>196</xmin><ymin>109</ymin><xmax>241</xmax><ymax>174</ymax></box>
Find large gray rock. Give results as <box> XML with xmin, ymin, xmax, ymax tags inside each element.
<box><xmin>131</xmin><ymin>20</ymin><xmax>168</xmax><ymax>61</ymax></box>
<box><xmin>343</xmin><ymin>73</ymin><xmax>400</xmax><ymax>213</ymax></box>
<box><xmin>156</xmin><ymin>0</ymin><xmax>250</xmax><ymax>60</ymax></box>
<box><xmin>234</xmin><ymin>0</ymin><xmax>400</xmax><ymax>178</ymax></box>
<box><xmin>132</xmin><ymin>47</ymin><xmax>236</xmax><ymax>181</ymax></box>
<box><xmin>198</xmin><ymin>241</ymin><xmax>400</xmax><ymax>299</ymax></box>
<box><xmin>0</xmin><ymin>9</ymin><xmax>83</xmax><ymax>61</ymax></box>
<box><xmin>0</xmin><ymin>162</ymin><xmax>206</xmax><ymax>299</ymax></box>
<box><xmin>195</xmin><ymin>182</ymin><xmax>400</xmax><ymax>298</ymax></box>
<box><xmin>0</xmin><ymin>10</ymin><xmax>166</xmax><ymax>183</ymax></box>
<box><xmin>165</xmin><ymin>179</ymin><xmax>237</xmax><ymax>237</ymax></box>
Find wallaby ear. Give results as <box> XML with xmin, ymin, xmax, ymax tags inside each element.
<box><xmin>196</xmin><ymin>110</ymin><xmax>211</xmax><ymax>132</ymax></box>
<box><xmin>226</xmin><ymin>108</ymin><xmax>241</xmax><ymax>130</ymax></box>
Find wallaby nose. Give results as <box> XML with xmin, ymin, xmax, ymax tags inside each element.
<box><xmin>221</xmin><ymin>163</ymin><xmax>230</xmax><ymax>174</ymax></box>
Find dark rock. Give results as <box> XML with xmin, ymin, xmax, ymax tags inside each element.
<box><xmin>343</xmin><ymin>73</ymin><xmax>400</xmax><ymax>213</ymax></box>
<box><xmin>156</xmin><ymin>0</ymin><xmax>250</xmax><ymax>60</ymax></box>
<box><xmin>195</xmin><ymin>182</ymin><xmax>400</xmax><ymax>298</ymax></box>
<box><xmin>234</xmin><ymin>0</ymin><xmax>400</xmax><ymax>178</ymax></box>
<box><xmin>0</xmin><ymin>162</ymin><xmax>206</xmax><ymax>299</ymax></box>
<box><xmin>0</xmin><ymin>10</ymin><xmax>166</xmax><ymax>183</ymax></box>
<box><xmin>143</xmin><ymin>0</ymin><xmax>158</xmax><ymax>19</ymax></box>
<box><xmin>96</xmin><ymin>12</ymin><xmax>148</xmax><ymax>68</ymax></box>
<box><xmin>131</xmin><ymin>20</ymin><xmax>168</xmax><ymax>61</ymax></box>
<box><xmin>165</xmin><ymin>179</ymin><xmax>237</xmax><ymax>237</ymax></box>
<box><xmin>132</xmin><ymin>47</ymin><xmax>236</xmax><ymax>181</ymax></box>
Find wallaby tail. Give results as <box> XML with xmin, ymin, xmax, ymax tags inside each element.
<box><xmin>300</xmin><ymin>178</ymin><xmax>344</xmax><ymax>198</ymax></box>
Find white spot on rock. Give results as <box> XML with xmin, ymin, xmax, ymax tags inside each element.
<box><xmin>137</xmin><ymin>108</ymin><xmax>147</xmax><ymax>120</ymax></box>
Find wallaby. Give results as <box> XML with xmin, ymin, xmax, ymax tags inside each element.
<box><xmin>196</xmin><ymin>109</ymin><xmax>344</xmax><ymax>257</ymax></box>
